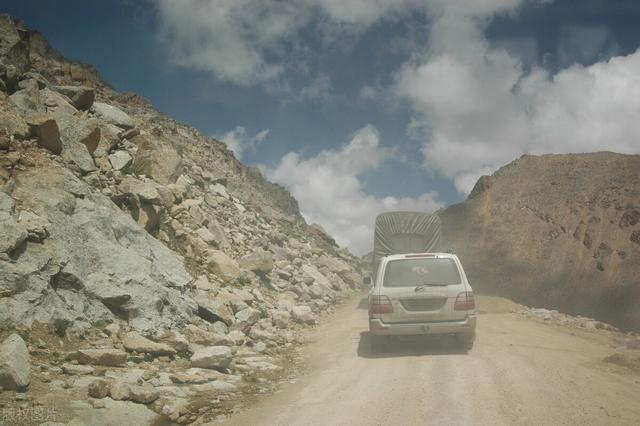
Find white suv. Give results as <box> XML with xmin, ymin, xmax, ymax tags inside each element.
<box><xmin>368</xmin><ymin>252</ymin><xmax>476</xmax><ymax>352</ymax></box>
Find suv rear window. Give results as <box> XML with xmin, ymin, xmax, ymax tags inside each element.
<box><xmin>383</xmin><ymin>258</ymin><xmax>461</xmax><ymax>287</ymax></box>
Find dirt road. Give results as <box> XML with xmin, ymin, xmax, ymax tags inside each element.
<box><xmin>219</xmin><ymin>295</ymin><xmax>640</xmax><ymax>426</ymax></box>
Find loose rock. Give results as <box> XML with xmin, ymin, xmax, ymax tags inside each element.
<box><xmin>26</xmin><ymin>113</ymin><xmax>62</xmax><ymax>154</ymax></box>
<box><xmin>0</xmin><ymin>334</ymin><xmax>30</xmax><ymax>391</ymax></box>
<box><xmin>123</xmin><ymin>331</ymin><xmax>176</xmax><ymax>357</ymax></box>
<box><xmin>88</xmin><ymin>379</ymin><xmax>110</xmax><ymax>399</ymax></box>
<box><xmin>190</xmin><ymin>346</ymin><xmax>233</xmax><ymax>370</ymax></box>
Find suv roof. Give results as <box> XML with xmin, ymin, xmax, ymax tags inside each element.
<box><xmin>382</xmin><ymin>252</ymin><xmax>457</xmax><ymax>261</ymax></box>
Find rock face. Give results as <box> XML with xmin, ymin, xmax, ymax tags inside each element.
<box><xmin>0</xmin><ymin>333</ymin><xmax>30</xmax><ymax>391</ymax></box>
<box><xmin>1</xmin><ymin>159</ymin><xmax>195</xmax><ymax>335</ymax></box>
<box><xmin>441</xmin><ymin>153</ymin><xmax>640</xmax><ymax>330</ymax></box>
<box><xmin>0</xmin><ymin>14</ymin><xmax>365</xmax><ymax>421</ymax></box>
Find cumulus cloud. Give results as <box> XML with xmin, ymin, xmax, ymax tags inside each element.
<box><xmin>154</xmin><ymin>0</ymin><xmax>424</xmax><ymax>87</ymax></box>
<box><xmin>394</xmin><ymin>0</ymin><xmax>640</xmax><ymax>194</ymax></box>
<box><xmin>155</xmin><ymin>0</ymin><xmax>310</xmax><ymax>85</ymax></box>
<box><xmin>218</xmin><ymin>126</ymin><xmax>269</xmax><ymax>160</ymax></box>
<box><xmin>264</xmin><ymin>125</ymin><xmax>443</xmax><ymax>255</ymax></box>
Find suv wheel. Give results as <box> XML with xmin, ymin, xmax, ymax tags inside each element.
<box><xmin>457</xmin><ymin>333</ymin><xmax>475</xmax><ymax>351</ymax></box>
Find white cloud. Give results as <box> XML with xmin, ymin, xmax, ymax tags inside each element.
<box><xmin>218</xmin><ymin>126</ymin><xmax>269</xmax><ymax>160</ymax></box>
<box><xmin>155</xmin><ymin>0</ymin><xmax>310</xmax><ymax>85</ymax></box>
<box><xmin>264</xmin><ymin>125</ymin><xmax>443</xmax><ymax>255</ymax></box>
<box><xmin>394</xmin><ymin>0</ymin><xmax>640</xmax><ymax>194</ymax></box>
<box><xmin>154</xmin><ymin>0</ymin><xmax>426</xmax><ymax>88</ymax></box>
<box><xmin>521</xmin><ymin>53</ymin><xmax>640</xmax><ymax>155</ymax></box>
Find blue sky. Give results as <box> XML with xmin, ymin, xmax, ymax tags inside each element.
<box><xmin>4</xmin><ymin>0</ymin><xmax>640</xmax><ymax>254</ymax></box>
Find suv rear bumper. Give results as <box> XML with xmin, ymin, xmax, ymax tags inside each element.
<box><xmin>369</xmin><ymin>315</ymin><xmax>476</xmax><ymax>336</ymax></box>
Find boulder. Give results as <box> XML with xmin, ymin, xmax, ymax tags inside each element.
<box><xmin>20</xmin><ymin>72</ymin><xmax>49</xmax><ymax>89</ymax></box>
<box><xmin>338</xmin><ymin>270</ymin><xmax>362</xmax><ymax>289</ymax></box>
<box><xmin>196</xmin><ymin>227</ymin><xmax>217</xmax><ymax>245</ymax></box>
<box><xmin>60</xmin><ymin>118</ymin><xmax>101</xmax><ymax>155</ymax></box>
<box><xmin>197</xmin><ymin>296</ymin><xmax>235</xmax><ymax>325</ymax></box>
<box><xmin>131</xmin><ymin>135</ymin><xmax>182</xmax><ymax>184</ymax></box>
<box><xmin>52</xmin><ymin>85</ymin><xmax>95</xmax><ymax>110</ymax></box>
<box><xmin>0</xmin><ymin>217</ymin><xmax>27</xmax><ymax>254</ymax></box>
<box><xmin>75</xmin><ymin>349</ymin><xmax>127</xmax><ymax>367</ymax></box>
<box><xmin>301</xmin><ymin>264</ymin><xmax>332</xmax><ymax>288</ymax></box>
<box><xmin>206</xmin><ymin>218</ymin><xmax>229</xmax><ymax>248</ymax></box>
<box><xmin>0</xmin><ymin>15</ymin><xmax>30</xmax><ymax>83</ymax></box>
<box><xmin>94</xmin><ymin>123</ymin><xmax>121</xmax><ymax>157</ymax></box>
<box><xmin>122</xmin><ymin>331</ymin><xmax>176</xmax><ymax>357</ymax></box>
<box><xmin>235</xmin><ymin>308</ymin><xmax>261</xmax><ymax>326</ymax></box>
<box><xmin>17</xmin><ymin>78</ymin><xmax>39</xmax><ymax>91</ymax></box>
<box><xmin>108</xmin><ymin>150</ymin><xmax>132</xmax><ymax>171</ymax></box>
<box><xmin>88</xmin><ymin>379</ymin><xmax>110</xmax><ymax>399</ymax></box>
<box><xmin>92</xmin><ymin>102</ymin><xmax>135</xmax><ymax>129</ymax></box>
<box><xmin>193</xmin><ymin>276</ymin><xmax>215</xmax><ymax>291</ymax></box>
<box><xmin>118</xmin><ymin>177</ymin><xmax>162</xmax><ymax>204</ymax></box>
<box><xmin>210</xmin><ymin>183</ymin><xmax>229</xmax><ymax>199</ymax></box>
<box><xmin>62</xmin><ymin>363</ymin><xmax>95</xmax><ymax>375</ymax></box>
<box><xmin>129</xmin><ymin>382</ymin><xmax>159</xmax><ymax>404</ymax></box>
<box><xmin>9</xmin><ymin>87</ymin><xmax>39</xmax><ymax>112</ymax></box>
<box><xmin>26</xmin><ymin>114</ymin><xmax>62</xmax><ymax>154</ymax></box>
<box><xmin>16</xmin><ymin>210</ymin><xmax>49</xmax><ymax>242</ymax></box>
<box><xmin>226</xmin><ymin>330</ymin><xmax>247</xmax><ymax>346</ymax></box>
<box><xmin>0</xmin><ymin>92</ymin><xmax>30</xmax><ymax>139</ymax></box>
<box><xmin>183</xmin><ymin>324</ymin><xmax>221</xmax><ymax>346</ymax></box>
<box><xmin>239</xmin><ymin>249</ymin><xmax>274</xmax><ymax>274</ymax></box>
<box><xmin>205</xmin><ymin>250</ymin><xmax>240</xmax><ymax>282</ymax></box>
<box><xmin>272</xmin><ymin>310</ymin><xmax>291</xmax><ymax>329</ymax></box>
<box><xmin>318</xmin><ymin>255</ymin><xmax>350</xmax><ymax>274</ymax></box>
<box><xmin>61</xmin><ymin>138</ymin><xmax>96</xmax><ymax>175</ymax></box>
<box><xmin>190</xmin><ymin>346</ymin><xmax>233</xmax><ymax>370</ymax></box>
<box><xmin>109</xmin><ymin>382</ymin><xmax>131</xmax><ymax>401</ymax></box>
<box><xmin>158</xmin><ymin>330</ymin><xmax>190</xmax><ymax>353</ymax></box>
<box><xmin>0</xmin><ymin>334</ymin><xmax>30</xmax><ymax>391</ymax></box>
<box><xmin>118</xmin><ymin>127</ymin><xmax>140</xmax><ymax>140</ymax></box>
<box><xmin>292</xmin><ymin>305</ymin><xmax>316</xmax><ymax>325</ymax></box>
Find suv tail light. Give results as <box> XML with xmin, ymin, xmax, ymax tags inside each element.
<box><xmin>454</xmin><ymin>292</ymin><xmax>475</xmax><ymax>311</ymax></box>
<box><xmin>369</xmin><ymin>295</ymin><xmax>393</xmax><ymax>315</ymax></box>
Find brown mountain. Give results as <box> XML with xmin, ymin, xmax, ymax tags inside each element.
<box><xmin>441</xmin><ymin>152</ymin><xmax>640</xmax><ymax>330</ymax></box>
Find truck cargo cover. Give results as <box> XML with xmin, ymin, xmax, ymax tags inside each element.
<box><xmin>373</xmin><ymin>212</ymin><xmax>442</xmax><ymax>273</ymax></box>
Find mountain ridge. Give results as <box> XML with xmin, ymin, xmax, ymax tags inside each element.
<box><xmin>441</xmin><ymin>151</ymin><xmax>640</xmax><ymax>330</ymax></box>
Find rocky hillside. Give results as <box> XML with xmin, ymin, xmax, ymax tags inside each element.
<box><xmin>441</xmin><ymin>152</ymin><xmax>640</xmax><ymax>330</ymax></box>
<box><xmin>0</xmin><ymin>14</ymin><xmax>363</xmax><ymax>423</ymax></box>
